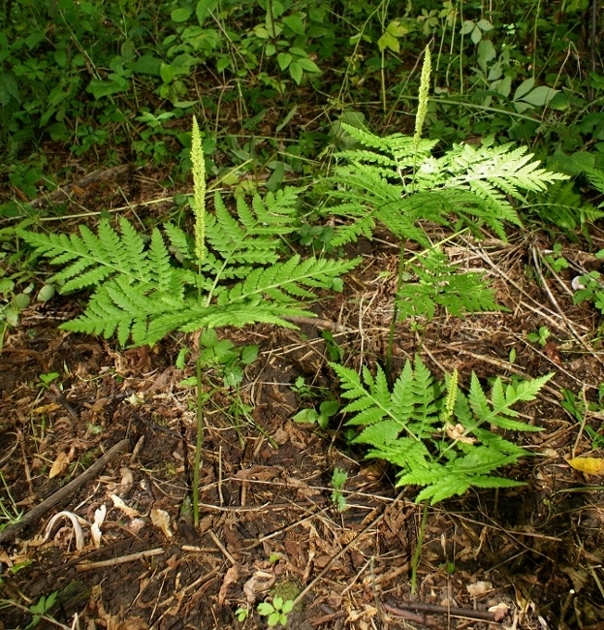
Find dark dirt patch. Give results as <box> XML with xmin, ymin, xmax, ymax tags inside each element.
<box><xmin>2</xmin><ymin>228</ymin><xmax>604</xmax><ymax>630</ymax></box>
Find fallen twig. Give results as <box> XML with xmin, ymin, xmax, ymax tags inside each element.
<box><xmin>76</xmin><ymin>547</ymin><xmax>164</xmax><ymax>571</ymax></box>
<box><xmin>382</xmin><ymin>600</ymin><xmax>499</xmax><ymax>622</ymax></box>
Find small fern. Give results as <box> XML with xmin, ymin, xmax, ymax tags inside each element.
<box><xmin>324</xmin><ymin>120</ymin><xmax>567</xmax><ymax>327</ymax></box>
<box><xmin>332</xmin><ymin>357</ymin><xmax>552</xmax><ymax>505</ymax></box>
<box><xmin>527</xmin><ymin>180</ymin><xmax>604</xmax><ymax>231</ymax></box>
<box><xmin>321</xmin><ymin>48</ymin><xmax>567</xmax><ymax>377</ymax></box>
<box><xmin>19</xmin><ymin>132</ymin><xmax>359</xmax><ymax>347</ymax></box>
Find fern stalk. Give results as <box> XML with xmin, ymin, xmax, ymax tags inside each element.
<box><xmin>193</xmin><ymin>354</ymin><xmax>204</xmax><ymax>527</ymax></box>
<box><xmin>386</xmin><ymin>46</ymin><xmax>432</xmax><ymax>377</ymax></box>
<box><xmin>190</xmin><ymin>115</ymin><xmax>207</xmax><ymax>527</ymax></box>
<box><xmin>411</xmin><ymin>501</ymin><xmax>429</xmax><ymax>593</ymax></box>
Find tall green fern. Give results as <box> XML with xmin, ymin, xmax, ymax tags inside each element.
<box><xmin>332</xmin><ymin>357</ymin><xmax>552</xmax><ymax>505</ymax></box>
<box><xmin>19</xmin><ymin>146</ymin><xmax>359</xmax><ymax>347</ymax></box>
<box><xmin>324</xmin><ymin>123</ymin><xmax>567</xmax><ymax>328</ymax></box>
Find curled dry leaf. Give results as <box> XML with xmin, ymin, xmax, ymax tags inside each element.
<box><xmin>218</xmin><ymin>565</ymin><xmax>239</xmax><ymax>605</ymax></box>
<box><xmin>150</xmin><ymin>508</ymin><xmax>173</xmax><ymax>540</ymax></box>
<box><xmin>243</xmin><ymin>570</ymin><xmax>275</xmax><ymax>604</ymax></box>
<box><xmin>91</xmin><ymin>505</ymin><xmax>107</xmax><ymax>549</ymax></box>
<box><xmin>110</xmin><ymin>493</ymin><xmax>141</xmax><ymax>518</ymax></box>
<box><xmin>445</xmin><ymin>422</ymin><xmax>476</xmax><ymax>444</ymax></box>
<box><xmin>119</xmin><ymin>467</ymin><xmax>134</xmax><ymax>494</ymax></box>
<box><xmin>44</xmin><ymin>511</ymin><xmax>87</xmax><ymax>551</ymax></box>
<box><xmin>488</xmin><ymin>602</ymin><xmax>509</xmax><ymax>622</ymax></box>
<box><xmin>466</xmin><ymin>580</ymin><xmax>493</xmax><ymax>597</ymax></box>
<box><xmin>543</xmin><ymin>340</ymin><xmax>562</xmax><ymax>365</ymax></box>
<box><xmin>49</xmin><ymin>448</ymin><xmax>75</xmax><ymax>479</ymax></box>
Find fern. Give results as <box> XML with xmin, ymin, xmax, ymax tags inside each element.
<box><xmin>332</xmin><ymin>357</ymin><xmax>552</xmax><ymax>505</ymax></box>
<box><xmin>324</xmin><ymin>123</ymin><xmax>567</xmax><ymax>327</ymax></box>
<box><xmin>527</xmin><ymin>180</ymin><xmax>604</xmax><ymax>230</ymax></box>
<box><xmin>329</xmin><ymin>123</ymin><xmax>567</xmax><ymax>241</ymax></box>
<box><xmin>396</xmin><ymin>248</ymin><xmax>502</xmax><ymax>321</ymax></box>
<box><xmin>20</xmin><ymin>189</ymin><xmax>359</xmax><ymax>346</ymax></box>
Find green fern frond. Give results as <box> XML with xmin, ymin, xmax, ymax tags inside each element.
<box><xmin>396</xmin><ymin>248</ymin><xmax>502</xmax><ymax>321</ymax></box>
<box><xmin>205</xmin><ymin>188</ymin><xmax>299</xmax><ymax>270</ymax></box>
<box><xmin>366</xmin><ymin>439</ymin><xmax>431</xmax><ymax>471</ymax></box>
<box><xmin>326</xmin><ymin>125</ymin><xmax>568</xmax><ymax>247</ymax></box>
<box><xmin>330</xmin><ymin>215</ymin><xmax>376</xmax><ymax>247</ymax></box>
<box><xmin>21</xmin><ymin>218</ymin><xmax>155</xmax><ymax>292</ymax></box>
<box><xmin>528</xmin><ymin>180</ymin><xmax>604</xmax><ymax>230</ymax></box>
<box><xmin>332</xmin><ymin>356</ymin><xmax>551</xmax><ymax>505</ymax></box>
<box><xmin>19</xmin><ymin>180</ymin><xmax>359</xmax><ymax>346</ymax></box>
<box><xmin>586</xmin><ymin>168</ymin><xmax>604</xmax><ymax>199</ymax></box>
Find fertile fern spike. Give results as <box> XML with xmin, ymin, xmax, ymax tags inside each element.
<box><xmin>332</xmin><ymin>356</ymin><xmax>552</xmax><ymax>505</ymax></box>
<box><xmin>413</xmin><ymin>45</ymin><xmax>431</xmax><ymax>146</ymax></box>
<box><xmin>191</xmin><ymin>115</ymin><xmax>206</xmax><ymax>263</ymax></box>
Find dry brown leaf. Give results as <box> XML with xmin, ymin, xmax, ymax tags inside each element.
<box><xmin>243</xmin><ymin>575</ymin><xmax>257</xmax><ymax>604</ymax></box>
<box><xmin>44</xmin><ymin>511</ymin><xmax>86</xmax><ymax>550</ymax></box>
<box><xmin>568</xmin><ymin>457</ymin><xmax>604</xmax><ymax>475</ymax></box>
<box><xmin>466</xmin><ymin>580</ymin><xmax>493</xmax><ymax>597</ymax></box>
<box><xmin>218</xmin><ymin>565</ymin><xmax>239</xmax><ymax>605</ymax></box>
<box><xmin>91</xmin><ymin>505</ymin><xmax>107</xmax><ymax>549</ymax></box>
<box><xmin>445</xmin><ymin>422</ymin><xmax>476</xmax><ymax>444</ymax></box>
<box><xmin>33</xmin><ymin>402</ymin><xmax>62</xmax><ymax>415</ymax></box>
<box><xmin>488</xmin><ymin>602</ymin><xmax>509</xmax><ymax>621</ymax></box>
<box><xmin>118</xmin><ymin>467</ymin><xmax>134</xmax><ymax>494</ymax></box>
<box><xmin>49</xmin><ymin>450</ymin><xmax>72</xmax><ymax>479</ymax></box>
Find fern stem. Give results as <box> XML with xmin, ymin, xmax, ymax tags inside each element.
<box><xmin>385</xmin><ymin>240</ymin><xmax>407</xmax><ymax>379</ymax></box>
<box><xmin>410</xmin><ymin>500</ymin><xmax>429</xmax><ymax>593</ymax></box>
<box><xmin>192</xmin><ymin>354</ymin><xmax>204</xmax><ymax>528</ymax></box>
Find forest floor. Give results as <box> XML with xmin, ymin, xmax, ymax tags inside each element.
<box><xmin>2</xmin><ymin>142</ymin><xmax>604</xmax><ymax>630</ymax></box>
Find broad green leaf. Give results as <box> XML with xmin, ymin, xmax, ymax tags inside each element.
<box><xmin>513</xmin><ymin>78</ymin><xmax>535</xmax><ymax>101</ymax></box>
<box><xmin>197</xmin><ymin>0</ymin><xmax>217</xmax><ymax>25</ymax></box>
<box><xmin>283</xmin><ymin>14</ymin><xmax>305</xmax><ymax>35</ymax></box>
<box><xmin>289</xmin><ymin>60</ymin><xmax>303</xmax><ymax>84</ymax></box>
<box><xmin>519</xmin><ymin>85</ymin><xmax>558</xmax><ymax>107</ymax></box>
<box><xmin>87</xmin><ymin>76</ymin><xmax>129</xmax><ymax>99</ymax></box>
<box><xmin>277</xmin><ymin>52</ymin><xmax>292</xmax><ymax>70</ymax></box>
<box><xmin>171</xmin><ymin>8</ymin><xmax>192</xmax><ymax>22</ymax></box>
<box><xmin>295</xmin><ymin>57</ymin><xmax>321</xmax><ymax>73</ymax></box>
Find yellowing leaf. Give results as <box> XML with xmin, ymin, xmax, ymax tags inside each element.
<box><xmin>568</xmin><ymin>457</ymin><xmax>604</xmax><ymax>475</ymax></box>
<box><xmin>49</xmin><ymin>451</ymin><xmax>72</xmax><ymax>479</ymax></box>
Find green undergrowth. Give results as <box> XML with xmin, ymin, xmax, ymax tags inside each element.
<box><xmin>2</xmin><ymin>1</ymin><xmax>602</xmax><ymax>220</ymax></box>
